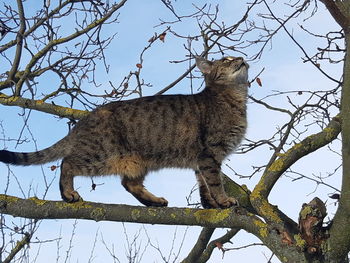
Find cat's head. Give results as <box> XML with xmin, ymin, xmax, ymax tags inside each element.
<box><xmin>196</xmin><ymin>56</ymin><xmax>249</xmax><ymax>86</ymax></box>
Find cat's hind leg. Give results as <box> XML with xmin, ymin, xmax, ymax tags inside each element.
<box><xmin>106</xmin><ymin>154</ymin><xmax>168</xmax><ymax>206</ymax></box>
<box><xmin>60</xmin><ymin>158</ymin><xmax>82</xmax><ymax>202</ymax></box>
<box><xmin>121</xmin><ymin>176</ymin><xmax>168</xmax><ymax>207</ymax></box>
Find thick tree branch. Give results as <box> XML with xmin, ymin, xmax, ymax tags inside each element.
<box><xmin>0</xmin><ymin>92</ymin><xmax>88</xmax><ymax>120</ymax></box>
<box><xmin>0</xmin><ymin>194</ymin><xmax>310</xmax><ymax>262</ymax></box>
<box><xmin>251</xmin><ymin>114</ymin><xmax>341</xmax><ymax>223</ymax></box>
<box><xmin>327</xmin><ymin>31</ymin><xmax>350</xmax><ymax>262</ymax></box>
<box><xmin>0</xmin><ymin>194</ymin><xmax>261</xmax><ymax>230</ymax></box>
<box><xmin>223</xmin><ymin>172</ymin><xmax>297</xmax><ymax>234</ymax></box>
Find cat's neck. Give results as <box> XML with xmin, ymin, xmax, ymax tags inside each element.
<box><xmin>202</xmin><ymin>83</ymin><xmax>248</xmax><ymax>102</ymax></box>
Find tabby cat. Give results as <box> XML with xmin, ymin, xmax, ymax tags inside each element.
<box><xmin>0</xmin><ymin>56</ymin><xmax>249</xmax><ymax>208</ymax></box>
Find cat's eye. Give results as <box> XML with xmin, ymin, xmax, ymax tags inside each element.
<box><xmin>223</xmin><ymin>57</ymin><xmax>235</xmax><ymax>63</ymax></box>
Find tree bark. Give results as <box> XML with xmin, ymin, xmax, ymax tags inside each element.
<box><xmin>0</xmin><ymin>193</ymin><xmax>312</xmax><ymax>261</ymax></box>
<box><xmin>327</xmin><ymin>30</ymin><xmax>350</xmax><ymax>263</ymax></box>
<box><xmin>0</xmin><ymin>92</ymin><xmax>88</xmax><ymax>120</ymax></box>
<box><xmin>316</xmin><ymin>1</ymin><xmax>350</xmax><ymax>261</ymax></box>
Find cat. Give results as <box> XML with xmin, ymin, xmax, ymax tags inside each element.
<box><xmin>0</xmin><ymin>56</ymin><xmax>249</xmax><ymax>208</ymax></box>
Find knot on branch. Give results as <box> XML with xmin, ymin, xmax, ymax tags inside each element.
<box><xmin>0</xmin><ymin>199</ymin><xmax>7</xmax><ymax>209</ymax></box>
<box><xmin>298</xmin><ymin>197</ymin><xmax>328</xmax><ymax>255</ymax></box>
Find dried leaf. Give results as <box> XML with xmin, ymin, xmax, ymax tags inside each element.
<box><xmin>215</xmin><ymin>242</ymin><xmax>224</xmax><ymax>250</ymax></box>
<box><xmin>50</xmin><ymin>165</ymin><xmax>57</xmax><ymax>171</ymax></box>
<box><xmin>159</xmin><ymin>32</ymin><xmax>166</xmax><ymax>42</ymax></box>
<box><xmin>136</xmin><ymin>63</ymin><xmax>142</xmax><ymax>69</ymax></box>
<box><xmin>315</xmin><ymin>63</ymin><xmax>321</xmax><ymax>68</ymax></box>
<box><xmin>298</xmin><ymin>91</ymin><xmax>303</xmax><ymax>95</ymax></box>
<box><xmin>110</xmin><ymin>90</ymin><xmax>117</xmax><ymax>96</ymax></box>
<box><xmin>256</xmin><ymin>77</ymin><xmax>262</xmax><ymax>87</ymax></box>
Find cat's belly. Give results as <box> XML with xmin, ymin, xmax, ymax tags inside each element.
<box><xmin>144</xmin><ymin>150</ymin><xmax>198</xmax><ymax>171</ymax></box>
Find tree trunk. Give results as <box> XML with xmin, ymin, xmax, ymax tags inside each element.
<box><xmin>326</xmin><ymin>30</ymin><xmax>350</xmax><ymax>263</ymax></box>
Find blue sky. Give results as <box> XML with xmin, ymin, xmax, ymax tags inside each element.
<box><xmin>0</xmin><ymin>0</ymin><xmax>343</xmax><ymax>262</ymax></box>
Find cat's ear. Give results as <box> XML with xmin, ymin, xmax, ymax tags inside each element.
<box><xmin>195</xmin><ymin>57</ymin><xmax>213</xmax><ymax>74</ymax></box>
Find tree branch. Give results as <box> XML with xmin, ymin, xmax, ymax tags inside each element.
<box><xmin>3</xmin><ymin>232</ymin><xmax>31</xmax><ymax>263</ymax></box>
<box><xmin>0</xmin><ymin>92</ymin><xmax>88</xmax><ymax>120</ymax></box>
<box><xmin>195</xmin><ymin>228</ymin><xmax>240</xmax><ymax>263</ymax></box>
<box><xmin>0</xmin><ymin>194</ymin><xmax>312</xmax><ymax>262</ymax></box>
<box><xmin>327</xmin><ymin>30</ymin><xmax>350</xmax><ymax>262</ymax></box>
<box><xmin>319</xmin><ymin>0</ymin><xmax>350</xmax><ymax>33</ymax></box>
<box><xmin>0</xmin><ymin>194</ymin><xmax>256</xmax><ymax>228</ymax></box>
<box><xmin>181</xmin><ymin>227</ymin><xmax>215</xmax><ymax>263</ymax></box>
<box><xmin>251</xmin><ymin>114</ymin><xmax>341</xmax><ymax>223</ymax></box>
<box><xmin>0</xmin><ymin>0</ymin><xmax>73</xmax><ymax>54</ymax></box>
<box><xmin>15</xmin><ymin>0</ymin><xmax>128</xmax><ymax>91</ymax></box>
<box><xmin>7</xmin><ymin>0</ymin><xmax>26</xmax><ymax>95</ymax></box>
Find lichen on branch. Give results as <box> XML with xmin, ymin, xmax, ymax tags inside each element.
<box><xmin>0</xmin><ymin>92</ymin><xmax>88</xmax><ymax>120</ymax></box>
<box><xmin>250</xmin><ymin>114</ymin><xmax>341</xmax><ymax>224</ymax></box>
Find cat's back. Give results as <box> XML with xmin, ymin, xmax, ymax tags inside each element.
<box><xmin>113</xmin><ymin>94</ymin><xmax>203</xmax><ymax>159</ymax></box>
<box><xmin>68</xmin><ymin>84</ymin><xmax>246</xmax><ymax>169</ymax></box>
<box><xmin>71</xmin><ymin>93</ymin><xmax>207</xmax><ymax>168</ymax></box>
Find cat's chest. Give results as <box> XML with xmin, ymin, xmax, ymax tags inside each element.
<box><xmin>205</xmin><ymin>101</ymin><xmax>247</xmax><ymax>155</ymax></box>
<box><xmin>209</xmin><ymin>99</ymin><xmax>247</xmax><ymax>130</ymax></box>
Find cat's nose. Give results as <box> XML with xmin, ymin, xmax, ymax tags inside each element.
<box><xmin>237</xmin><ymin>57</ymin><xmax>249</xmax><ymax>68</ymax></box>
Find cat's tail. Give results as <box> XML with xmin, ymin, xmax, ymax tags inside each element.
<box><xmin>0</xmin><ymin>137</ymin><xmax>71</xmax><ymax>166</ymax></box>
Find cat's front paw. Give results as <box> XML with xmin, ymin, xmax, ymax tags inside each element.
<box><xmin>154</xmin><ymin>197</ymin><xmax>168</xmax><ymax>207</ymax></box>
<box><xmin>216</xmin><ymin>196</ymin><xmax>238</xmax><ymax>208</ymax></box>
<box><xmin>61</xmin><ymin>190</ymin><xmax>83</xmax><ymax>203</ymax></box>
<box><xmin>142</xmin><ymin>197</ymin><xmax>168</xmax><ymax>207</ymax></box>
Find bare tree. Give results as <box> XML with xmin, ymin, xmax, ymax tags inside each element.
<box><xmin>0</xmin><ymin>0</ymin><xmax>350</xmax><ymax>262</ymax></box>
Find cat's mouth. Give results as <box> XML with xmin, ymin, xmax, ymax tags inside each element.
<box><xmin>237</xmin><ymin>61</ymin><xmax>249</xmax><ymax>70</ymax></box>
<box><xmin>232</xmin><ymin>61</ymin><xmax>249</xmax><ymax>84</ymax></box>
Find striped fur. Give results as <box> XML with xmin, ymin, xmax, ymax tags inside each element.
<box><xmin>0</xmin><ymin>56</ymin><xmax>249</xmax><ymax>208</ymax></box>
<box><xmin>0</xmin><ymin>137</ymin><xmax>70</xmax><ymax>165</ymax></box>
